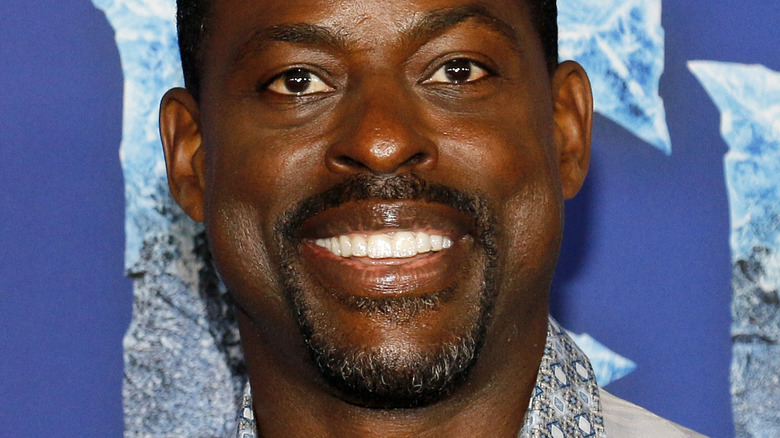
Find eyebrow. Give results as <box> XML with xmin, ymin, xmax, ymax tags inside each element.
<box><xmin>231</xmin><ymin>23</ymin><xmax>348</xmax><ymax>68</ymax></box>
<box><xmin>231</xmin><ymin>3</ymin><xmax>521</xmax><ymax>68</ymax></box>
<box><xmin>404</xmin><ymin>4</ymin><xmax>521</xmax><ymax>52</ymax></box>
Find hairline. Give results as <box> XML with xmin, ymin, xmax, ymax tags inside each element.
<box><xmin>177</xmin><ymin>0</ymin><xmax>557</xmax><ymax>101</ymax></box>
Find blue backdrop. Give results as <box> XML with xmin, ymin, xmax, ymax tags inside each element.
<box><xmin>1</xmin><ymin>1</ymin><xmax>778</xmax><ymax>436</ymax></box>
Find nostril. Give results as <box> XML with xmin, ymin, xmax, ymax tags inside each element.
<box><xmin>333</xmin><ymin>155</ymin><xmax>370</xmax><ymax>170</ymax></box>
<box><xmin>405</xmin><ymin>152</ymin><xmax>426</xmax><ymax>166</ymax></box>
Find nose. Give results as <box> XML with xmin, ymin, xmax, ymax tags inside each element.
<box><xmin>325</xmin><ymin>79</ymin><xmax>437</xmax><ymax>175</ymax></box>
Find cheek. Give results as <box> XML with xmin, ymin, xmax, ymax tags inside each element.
<box><xmin>202</xmin><ymin>144</ymin><xmax>273</xmax><ymax>280</ymax></box>
<box><xmin>436</xmin><ymin>119</ymin><xmax>559</xmax><ymax>208</ymax></box>
<box><xmin>439</xmin><ymin>128</ymin><xmax>563</xmax><ymax>287</ymax></box>
<box><xmin>201</xmin><ymin>108</ymin><xmax>327</xmax><ymax>233</ymax></box>
<box><xmin>502</xmin><ymin>185</ymin><xmax>563</xmax><ymax>267</ymax></box>
<box><xmin>491</xmin><ymin>131</ymin><xmax>562</xmax><ymax>274</ymax></box>
<box><xmin>490</xmin><ymin>182</ymin><xmax>562</xmax><ymax>323</ymax></box>
<box><xmin>201</xmin><ymin>99</ymin><xmax>338</xmax><ymax>212</ymax></box>
<box><xmin>436</xmin><ymin>112</ymin><xmax>563</xmax><ymax>279</ymax></box>
<box><xmin>204</xmin><ymin>201</ymin><xmax>293</xmax><ymax>331</ymax></box>
<box><xmin>197</xmin><ymin>91</ymin><xmax>347</xmax><ymax>300</ymax></box>
<box><xmin>208</xmin><ymin>205</ymin><xmax>276</xmax><ymax>297</ymax></box>
<box><xmin>199</xmin><ymin>129</ymin><xmax>306</xmax><ymax>310</ymax></box>
<box><xmin>427</xmin><ymin>83</ymin><xmax>558</xmax><ymax>199</ymax></box>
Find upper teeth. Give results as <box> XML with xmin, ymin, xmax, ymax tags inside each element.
<box><xmin>315</xmin><ymin>231</ymin><xmax>453</xmax><ymax>259</ymax></box>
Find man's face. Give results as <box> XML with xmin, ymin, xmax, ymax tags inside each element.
<box><xmin>168</xmin><ymin>0</ymin><xmax>590</xmax><ymax>408</ymax></box>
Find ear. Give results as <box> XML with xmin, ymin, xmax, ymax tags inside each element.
<box><xmin>159</xmin><ymin>87</ymin><xmax>206</xmax><ymax>222</ymax></box>
<box><xmin>551</xmin><ymin>61</ymin><xmax>593</xmax><ymax>199</ymax></box>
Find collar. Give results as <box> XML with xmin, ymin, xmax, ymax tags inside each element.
<box><xmin>520</xmin><ymin>316</ymin><xmax>605</xmax><ymax>437</ymax></box>
<box><xmin>234</xmin><ymin>316</ymin><xmax>605</xmax><ymax>438</ymax></box>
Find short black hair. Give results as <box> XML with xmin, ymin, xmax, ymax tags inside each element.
<box><xmin>176</xmin><ymin>0</ymin><xmax>210</xmax><ymax>101</ymax></box>
<box><xmin>176</xmin><ymin>0</ymin><xmax>557</xmax><ymax>101</ymax></box>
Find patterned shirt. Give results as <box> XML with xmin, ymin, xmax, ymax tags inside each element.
<box><xmin>520</xmin><ymin>317</ymin><xmax>605</xmax><ymax>437</ymax></box>
<box><xmin>233</xmin><ymin>315</ymin><xmax>605</xmax><ymax>438</ymax></box>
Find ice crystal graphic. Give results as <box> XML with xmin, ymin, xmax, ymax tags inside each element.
<box><xmin>689</xmin><ymin>60</ymin><xmax>780</xmax><ymax>436</ymax></box>
<box><xmin>92</xmin><ymin>1</ymin><xmax>244</xmax><ymax>436</ymax></box>
<box><xmin>567</xmin><ymin>331</ymin><xmax>637</xmax><ymax>386</ymax></box>
<box><xmin>559</xmin><ymin>0</ymin><xmax>671</xmax><ymax>153</ymax></box>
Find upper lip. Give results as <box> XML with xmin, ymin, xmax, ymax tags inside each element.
<box><xmin>296</xmin><ymin>200</ymin><xmax>475</xmax><ymax>241</ymax></box>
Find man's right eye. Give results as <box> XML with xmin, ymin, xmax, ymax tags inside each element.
<box><xmin>264</xmin><ymin>68</ymin><xmax>333</xmax><ymax>96</ymax></box>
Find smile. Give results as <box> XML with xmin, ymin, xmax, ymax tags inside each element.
<box><xmin>314</xmin><ymin>231</ymin><xmax>453</xmax><ymax>259</ymax></box>
<box><xmin>293</xmin><ymin>200</ymin><xmax>479</xmax><ymax>299</ymax></box>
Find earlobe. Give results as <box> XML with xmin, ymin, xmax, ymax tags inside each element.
<box><xmin>551</xmin><ymin>61</ymin><xmax>593</xmax><ymax>200</ymax></box>
<box><xmin>159</xmin><ymin>87</ymin><xmax>206</xmax><ymax>222</ymax></box>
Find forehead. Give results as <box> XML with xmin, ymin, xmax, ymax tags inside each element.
<box><xmin>204</xmin><ymin>0</ymin><xmax>537</xmax><ymax>59</ymax></box>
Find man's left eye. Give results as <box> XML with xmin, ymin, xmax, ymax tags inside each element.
<box><xmin>424</xmin><ymin>59</ymin><xmax>490</xmax><ymax>84</ymax></box>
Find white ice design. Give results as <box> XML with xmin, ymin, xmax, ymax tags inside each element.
<box><xmin>688</xmin><ymin>62</ymin><xmax>780</xmax><ymax>262</ymax></box>
<box><xmin>567</xmin><ymin>331</ymin><xmax>637</xmax><ymax>386</ymax></box>
<box><xmin>91</xmin><ymin>0</ymin><xmax>647</xmax><ymax>434</ymax></box>
<box><xmin>559</xmin><ymin>0</ymin><xmax>671</xmax><ymax>154</ymax></box>
<box><xmin>92</xmin><ymin>1</ymin><xmax>244</xmax><ymax>436</ymax></box>
<box><xmin>689</xmin><ymin>61</ymin><xmax>780</xmax><ymax>436</ymax></box>
<box><xmin>91</xmin><ymin>0</ymin><xmax>182</xmax><ymax>271</ymax></box>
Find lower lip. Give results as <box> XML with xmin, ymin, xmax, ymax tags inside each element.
<box><xmin>300</xmin><ymin>238</ymin><xmax>471</xmax><ymax>299</ymax></box>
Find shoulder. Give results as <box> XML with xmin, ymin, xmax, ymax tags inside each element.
<box><xmin>600</xmin><ymin>390</ymin><xmax>708</xmax><ymax>438</ymax></box>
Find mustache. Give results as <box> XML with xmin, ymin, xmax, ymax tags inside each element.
<box><xmin>275</xmin><ymin>173</ymin><xmax>496</xmax><ymax>248</ymax></box>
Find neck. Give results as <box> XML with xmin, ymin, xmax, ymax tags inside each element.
<box><xmin>237</xmin><ymin>310</ymin><xmax>548</xmax><ymax>438</ymax></box>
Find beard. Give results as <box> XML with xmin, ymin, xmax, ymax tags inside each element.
<box><xmin>274</xmin><ymin>173</ymin><xmax>499</xmax><ymax>408</ymax></box>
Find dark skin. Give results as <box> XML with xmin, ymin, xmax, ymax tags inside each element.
<box><xmin>160</xmin><ymin>0</ymin><xmax>592</xmax><ymax>436</ymax></box>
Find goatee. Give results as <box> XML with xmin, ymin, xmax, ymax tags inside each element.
<box><xmin>274</xmin><ymin>173</ymin><xmax>499</xmax><ymax>408</ymax></box>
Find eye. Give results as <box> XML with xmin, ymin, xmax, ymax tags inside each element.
<box><xmin>424</xmin><ymin>58</ymin><xmax>490</xmax><ymax>84</ymax></box>
<box><xmin>265</xmin><ymin>68</ymin><xmax>333</xmax><ymax>96</ymax></box>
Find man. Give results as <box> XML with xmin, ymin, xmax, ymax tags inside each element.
<box><xmin>159</xmin><ymin>0</ymin><xmax>704</xmax><ymax>436</ymax></box>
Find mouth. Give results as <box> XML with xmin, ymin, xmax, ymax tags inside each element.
<box><xmin>296</xmin><ymin>200</ymin><xmax>476</xmax><ymax>300</ymax></box>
